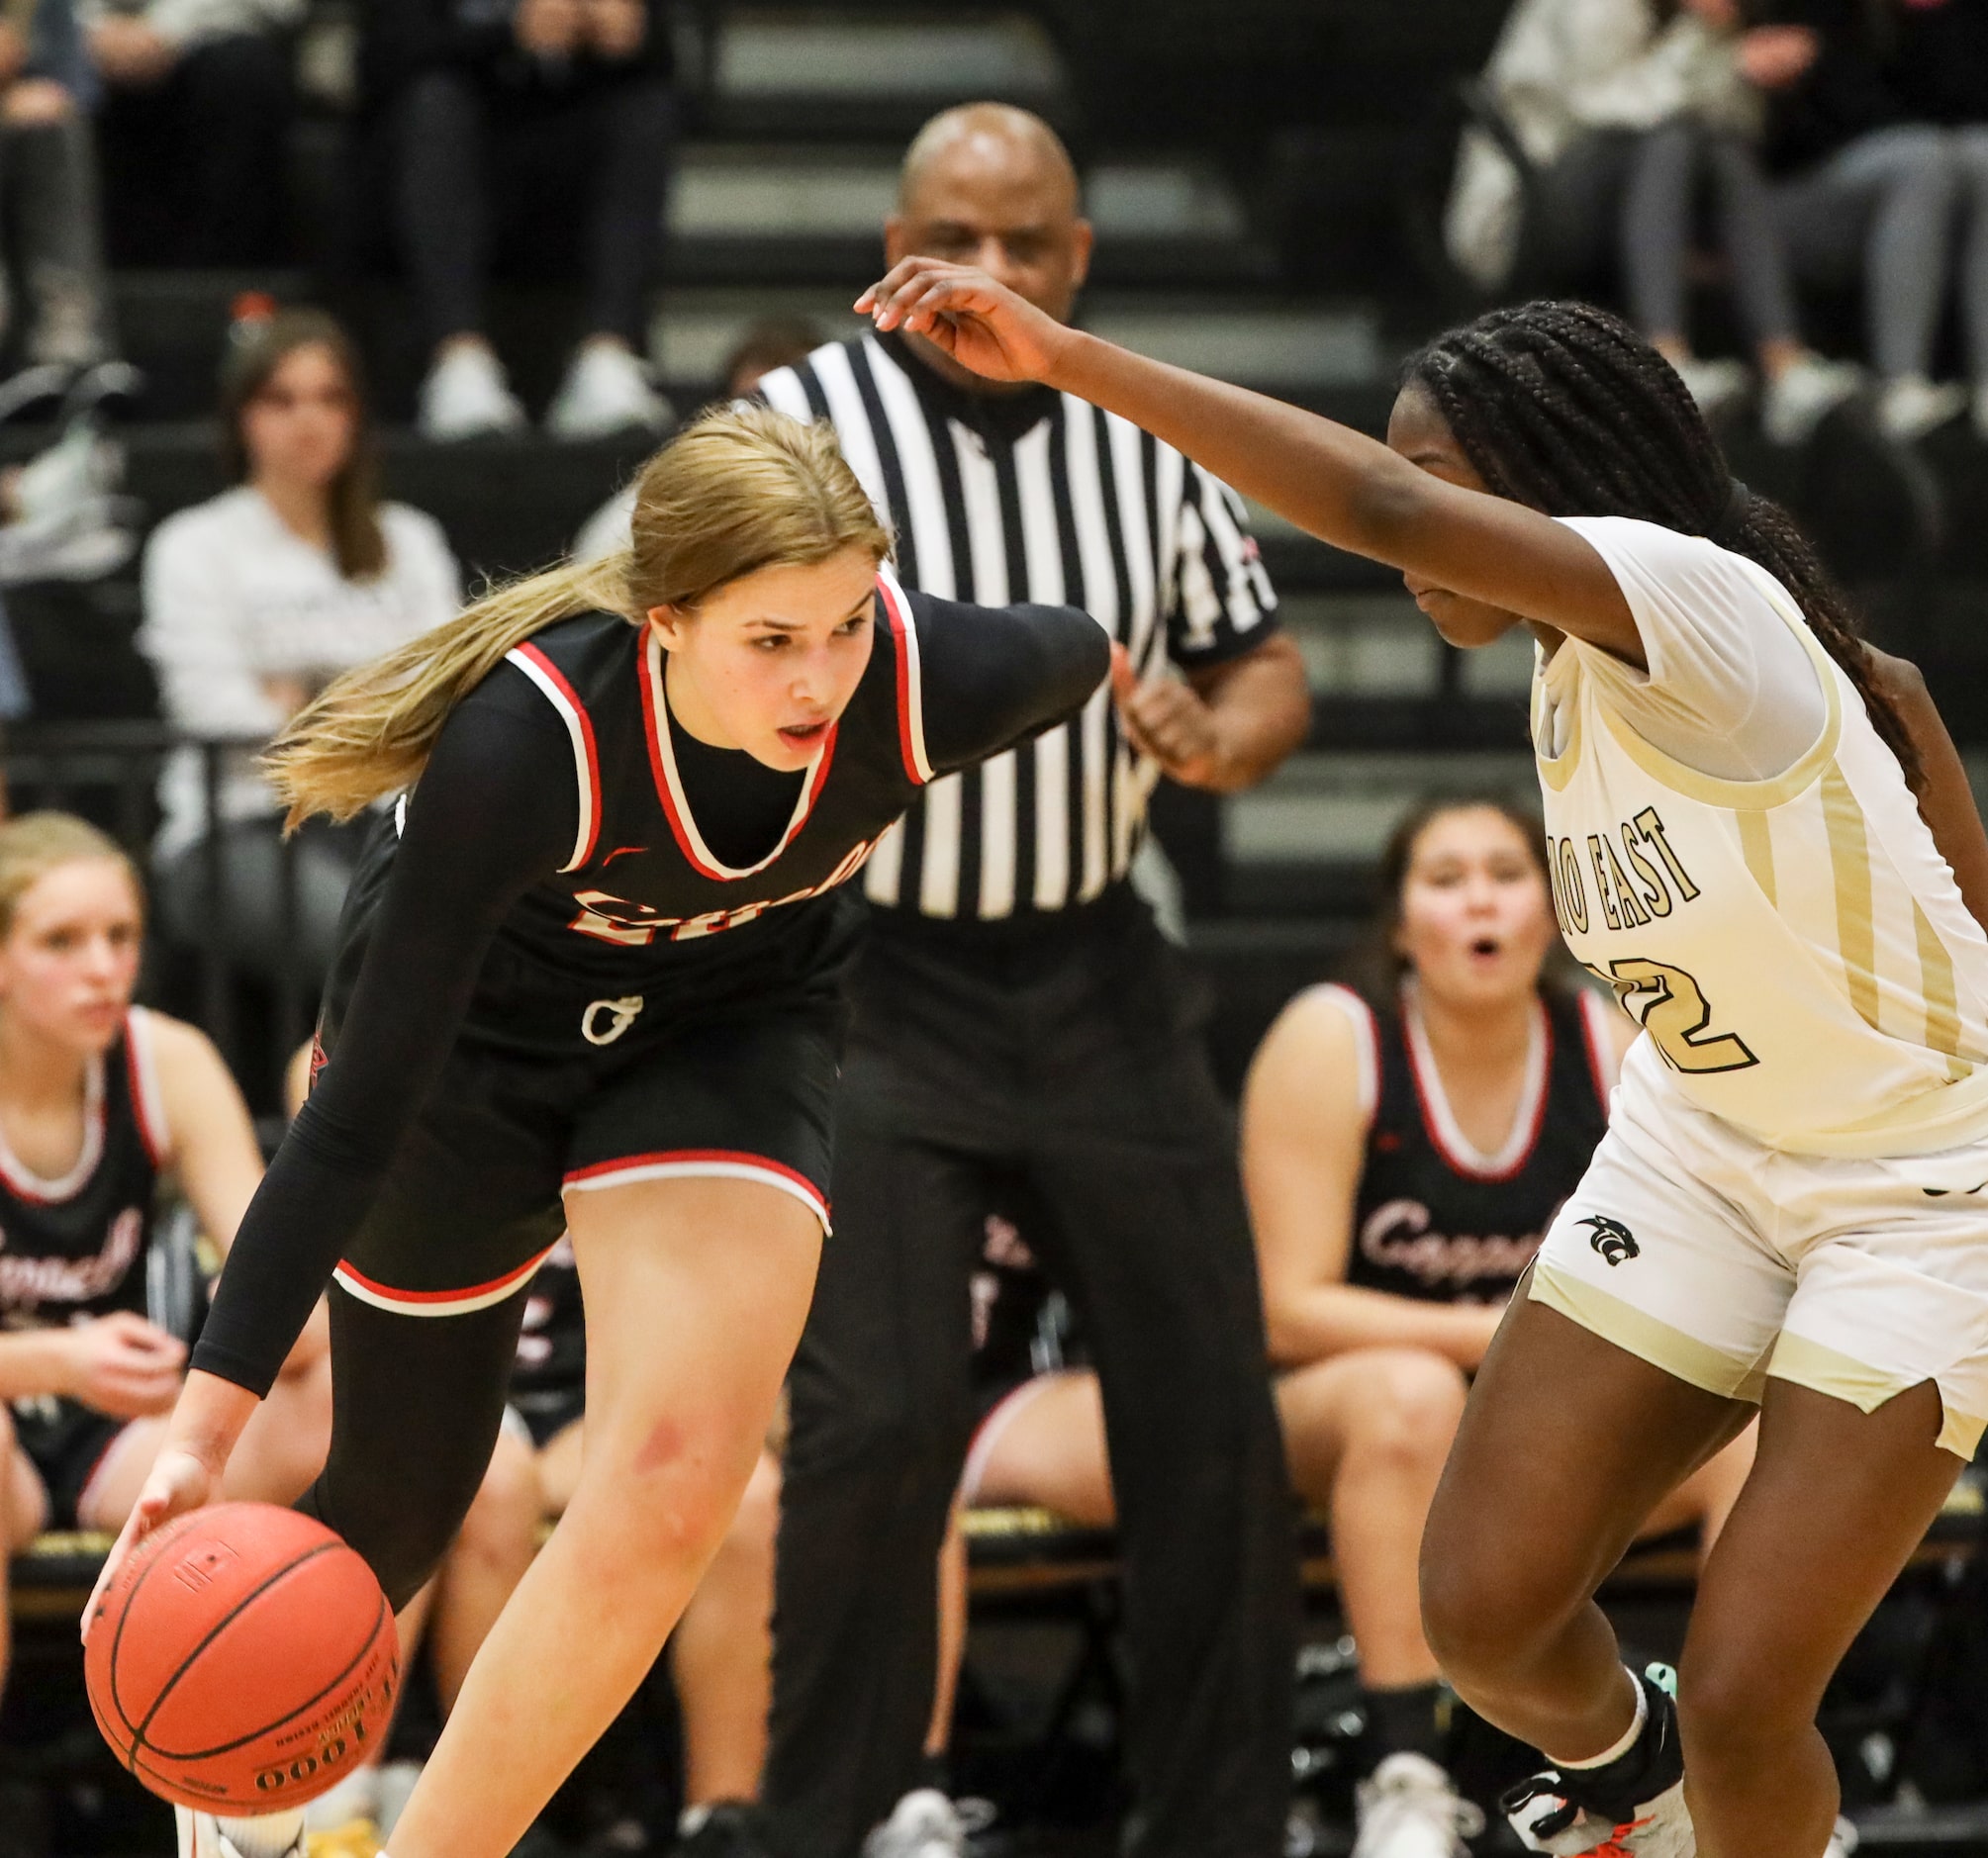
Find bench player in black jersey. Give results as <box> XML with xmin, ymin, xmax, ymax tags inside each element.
<box><xmin>0</xmin><ymin>813</ymin><xmax>332</xmax><ymax>1704</ymax></box>
<box><xmin>90</xmin><ymin>406</ymin><xmax>1108</xmax><ymax>1858</ymax></box>
<box><xmin>962</xmin><ymin>798</ymin><xmax>1752</xmax><ymax>1858</ymax></box>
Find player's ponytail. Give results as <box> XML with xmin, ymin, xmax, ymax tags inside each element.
<box><xmin>266</xmin><ymin>405</ymin><xmax>894</xmax><ymax>827</ymax></box>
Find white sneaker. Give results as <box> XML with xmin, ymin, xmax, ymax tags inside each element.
<box><xmin>1826</xmin><ymin>1816</ymin><xmax>1859</xmax><ymax>1858</ymax></box>
<box><xmin>1876</xmin><ymin>374</ymin><xmax>1966</xmax><ymax>442</ymax></box>
<box><xmin>1353</xmin><ymin>1752</ymin><xmax>1485</xmax><ymax>1858</ymax></box>
<box><xmin>174</xmin><ymin>1808</ymin><xmax>308</xmax><ymax>1858</ymax></box>
<box><xmin>1669</xmin><ymin>355</ymin><xmax>1751</xmax><ymax>419</ymax></box>
<box><xmin>546</xmin><ymin>340</ymin><xmax>673</xmax><ymax>441</ymax></box>
<box><xmin>417</xmin><ymin>343</ymin><xmax>526</xmax><ymax>442</ymax></box>
<box><xmin>1763</xmin><ymin>354</ymin><xmax>1863</xmax><ymax>445</ymax></box>
<box><xmin>1505</xmin><ymin>1774</ymin><xmax>1694</xmax><ymax>1857</ymax></box>
<box><xmin>862</xmin><ymin>1788</ymin><xmax>968</xmax><ymax>1858</ymax></box>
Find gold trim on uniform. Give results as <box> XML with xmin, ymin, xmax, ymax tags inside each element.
<box><xmin>1530</xmin><ymin>1260</ymin><xmax>1771</xmax><ymax>1403</ymax></box>
<box><xmin>1585</xmin><ymin>589</ymin><xmax>1844</xmax><ymax>811</ymax></box>
<box><xmin>1533</xmin><ymin>645</ymin><xmax>1583</xmax><ymax>793</ymax></box>
<box><xmin>1736</xmin><ymin>808</ymin><xmax>1777</xmax><ymax>908</ymax></box>
<box><xmin>1768</xmin><ymin>1330</ymin><xmax>1986</xmax><ymax>1458</ymax></box>
<box><xmin>1820</xmin><ymin>763</ymin><xmax>1882</xmax><ymax>1033</ymax></box>
<box><xmin>1913</xmin><ymin>899</ymin><xmax>1968</xmax><ymax>1069</ymax></box>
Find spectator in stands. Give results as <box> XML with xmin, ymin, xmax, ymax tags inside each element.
<box><xmin>1448</xmin><ymin>0</ymin><xmax>1863</xmax><ymax>442</ymax></box>
<box><xmin>962</xmin><ymin>797</ymin><xmax>1756</xmax><ymax>1858</ymax></box>
<box><xmin>1884</xmin><ymin>0</ymin><xmax>1988</xmax><ymax>434</ymax></box>
<box><xmin>0</xmin><ymin>812</ymin><xmax>331</xmax><ymax>1710</ymax></box>
<box><xmin>1755</xmin><ymin>0</ymin><xmax>1968</xmax><ymax>438</ymax></box>
<box><xmin>0</xmin><ymin>0</ymin><xmax>119</xmax><ymax>381</ymax></box>
<box><xmin>82</xmin><ymin>0</ymin><xmax>296</xmax><ymax>266</ymax></box>
<box><xmin>360</xmin><ymin>0</ymin><xmax>676</xmax><ymax>443</ymax></box>
<box><xmin>137</xmin><ymin>308</ymin><xmax>459</xmax><ymax>995</ymax></box>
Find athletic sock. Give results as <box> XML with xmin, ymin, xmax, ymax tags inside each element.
<box><xmin>216</xmin><ymin>1811</ymin><xmax>305</xmax><ymax>1858</ymax></box>
<box><xmin>914</xmin><ymin>1750</ymin><xmax>950</xmax><ymax>1794</ymax></box>
<box><xmin>1363</xmin><ymin>1682</ymin><xmax>1450</xmax><ymax>1766</ymax></box>
<box><xmin>1545</xmin><ymin>1667</ymin><xmax>1682</xmax><ymax>1823</ymax></box>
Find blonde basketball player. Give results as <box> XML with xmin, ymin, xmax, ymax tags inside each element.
<box><xmin>855</xmin><ymin>261</ymin><xmax>1988</xmax><ymax>1858</ymax></box>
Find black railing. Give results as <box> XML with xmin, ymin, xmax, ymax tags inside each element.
<box><xmin>5</xmin><ymin>723</ymin><xmax>316</xmax><ymax>1108</ymax></box>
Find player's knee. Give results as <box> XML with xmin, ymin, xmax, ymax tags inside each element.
<box><xmin>1675</xmin><ymin>1643</ymin><xmax>1814</xmax><ymax>1769</ymax></box>
<box><xmin>1419</xmin><ymin>1533</ymin><xmax>1564</xmax><ymax>1685</ymax></box>
<box><xmin>1348</xmin><ymin>1349</ymin><xmax>1469</xmax><ymax>1471</ymax></box>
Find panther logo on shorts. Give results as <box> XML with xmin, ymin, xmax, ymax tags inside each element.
<box><xmin>1578</xmin><ymin>1215</ymin><xmax>1639</xmax><ymax>1266</ymax></box>
<box><xmin>581</xmin><ymin>995</ymin><xmax>645</xmax><ymax>1047</ymax></box>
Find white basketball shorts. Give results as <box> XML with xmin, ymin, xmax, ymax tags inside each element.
<box><xmin>1531</xmin><ymin>1044</ymin><xmax>1988</xmax><ymax>1457</ymax></box>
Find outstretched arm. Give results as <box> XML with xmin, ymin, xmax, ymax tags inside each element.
<box><xmin>857</xmin><ymin>261</ymin><xmax>1639</xmax><ymax>662</ymax></box>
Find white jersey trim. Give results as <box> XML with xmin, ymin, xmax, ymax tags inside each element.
<box><xmin>0</xmin><ymin>1050</ymin><xmax>107</xmax><ymax>1206</ymax></box>
<box><xmin>506</xmin><ymin>642</ymin><xmax>602</xmax><ymax>874</ymax></box>
<box><xmin>1310</xmin><ymin>983</ymin><xmax>1380</xmax><ymax>1124</ymax></box>
<box><xmin>875</xmin><ymin>562</ymin><xmax>933</xmax><ymax>784</ymax></box>
<box><xmin>1401</xmin><ymin>980</ymin><xmax>1551</xmax><ymax>1180</ymax></box>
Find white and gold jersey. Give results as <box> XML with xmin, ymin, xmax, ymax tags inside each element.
<box><xmin>1534</xmin><ymin>522</ymin><xmax>1988</xmax><ymax>1159</ymax></box>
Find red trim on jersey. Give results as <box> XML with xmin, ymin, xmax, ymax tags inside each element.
<box><xmin>514</xmin><ymin>641</ymin><xmax>603</xmax><ymax>869</ymax></box>
<box><xmin>562</xmin><ymin>1148</ymin><xmax>830</xmax><ymax>1225</ymax></box>
<box><xmin>640</xmin><ymin>634</ymin><xmax>838</xmax><ymax>882</ymax></box>
<box><xmin>875</xmin><ymin>569</ymin><xmax>932</xmax><ymax>786</ymax></box>
<box><xmin>332</xmin><ymin>1246</ymin><xmax>555</xmax><ymax>1311</ymax></box>
<box><xmin>1400</xmin><ymin>993</ymin><xmax>1553</xmax><ymax>1184</ymax></box>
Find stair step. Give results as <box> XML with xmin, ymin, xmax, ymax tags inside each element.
<box><xmin>706</xmin><ymin>9</ymin><xmax>1067</xmax><ymax>135</ymax></box>
<box><xmin>713</xmin><ymin>11</ymin><xmax>1063</xmax><ymax>102</ymax></box>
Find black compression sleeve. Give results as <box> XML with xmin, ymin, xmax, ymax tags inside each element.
<box><xmin>911</xmin><ymin>593</ymin><xmax>1111</xmax><ymax>775</ymax></box>
<box><xmin>190</xmin><ymin>673</ymin><xmax>577</xmax><ymax>1396</ymax></box>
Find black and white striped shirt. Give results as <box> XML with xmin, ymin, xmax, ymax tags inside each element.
<box><xmin>759</xmin><ymin>331</ymin><xmax>1278</xmax><ymax>924</ymax></box>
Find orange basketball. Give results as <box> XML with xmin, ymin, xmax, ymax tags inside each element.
<box><xmin>84</xmin><ymin>1502</ymin><xmax>399</xmax><ymax>1812</ymax></box>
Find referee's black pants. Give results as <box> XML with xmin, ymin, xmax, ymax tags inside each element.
<box><xmin>763</xmin><ymin>885</ymin><xmax>1298</xmax><ymax>1858</ymax></box>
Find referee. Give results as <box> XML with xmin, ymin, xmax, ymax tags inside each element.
<box><xmin>756</xmin><ymin>105</ymin><xmax>1309</xmax><ymax>1858</ymax></box>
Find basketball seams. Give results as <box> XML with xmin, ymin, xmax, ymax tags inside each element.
<box><xmin>143</xmin><ymin>1585</ymin><xmax>394</xmax><ymax>1763</ymax></box>
<box><xmin>130</xmin><ymin>1538</ymin><xmax>343</xmax><ymax>1754</ymax></box>
<box><xmin>99</xmin><ymin>1507</ymin><xmax>211</xmax><ymax>1748</ymax></box>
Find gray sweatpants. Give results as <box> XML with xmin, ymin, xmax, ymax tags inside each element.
<box><xmin>1770</xmin><ymin>125</ymin><xmax>1955</xmax><ymax>381</ymax></box>
<box><xmin>1533</xmin><ymin>120</ymin><xmax>1798</xmax><ymax>349</ymax></box>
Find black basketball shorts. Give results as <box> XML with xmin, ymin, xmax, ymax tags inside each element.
<box><xmin>317</xmin><ymin>980</ymin><xmax>845</xmax><ymax>1322</ymax></box>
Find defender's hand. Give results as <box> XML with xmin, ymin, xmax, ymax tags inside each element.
<box><xmin>857</xmin><ymin>260</ymin><xmax>1075</xmax><ymax>387</ymax></box>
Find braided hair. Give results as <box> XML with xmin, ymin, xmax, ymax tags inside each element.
<box><xmin>1400</xmin><ymin>300</ymin><xmax>1918</xmax><ymax>785</ymax></box>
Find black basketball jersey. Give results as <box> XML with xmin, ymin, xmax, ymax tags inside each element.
<box><xmin>0</xmin><ymin>1009</ymin><xmax>165</xmax><ymax>1332</ymax></box>
<box><xmin>485</xmin><ymin>566</ymin><xmax>950</xmax><ymax>975</ymax></box>
<box><xmin>1324</xmin><ymin>983</ymin><xmax>1615</xmax><ymax>1305</ymax></box>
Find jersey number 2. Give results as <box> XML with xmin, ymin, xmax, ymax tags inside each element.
<box><xmin>1598</xmin><ymin>958</ymin><xmax>1759</xmax><ymax>1075</ymax></box>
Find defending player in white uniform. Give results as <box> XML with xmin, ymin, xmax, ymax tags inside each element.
<box><xmin>852</xmin><ymin>266</ymin><xmax>1988</xmax><ymax>1858</ymax></box>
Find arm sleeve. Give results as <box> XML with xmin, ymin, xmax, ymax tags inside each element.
<box><xmin>189</xmin><ymin>673</ymin><xmax>577</xmax><ymax>1395</ymax></box>
<box><xmin>910</xmin><ymin>591</ymin><xmax>1111</xmax><ymax>775</ymax></box>
<box><xmin>138</xmin><ymin>521</ymin><xmax>288</xmax><ymax>739</ymax></box>
<box><xmin>1556</xmin><ymin>514</ymin><xmax>1828</xmax><ymax>781</ymax></box>
<box><xmin>1165</xmin><ymin>464</ymin><xmax>1279</xmax><ymax>672</ymax></box>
